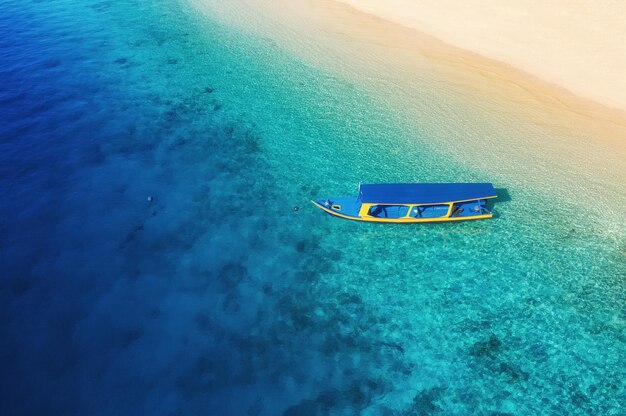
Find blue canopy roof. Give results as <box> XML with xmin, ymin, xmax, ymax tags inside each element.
<box><xmin>359</xmin><ymin>183</ymin><xmax>496</xmax><ymax>204</ymax></box>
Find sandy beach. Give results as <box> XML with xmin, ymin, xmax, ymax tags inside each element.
<box><xmin>338</xmin><ymin>0</ymin><xmax>626</xmax><ymax>112</ymax></box>
<box><xmin>192</xmin><ymin>0</ymin><xmax>626</xmax><ymax>134</ymax></box>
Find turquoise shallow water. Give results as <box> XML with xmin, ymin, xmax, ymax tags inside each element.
<box><xmin>0</xmin><ymin>0</ymin><xmax>624</xmax><ymax>415</ymax></box>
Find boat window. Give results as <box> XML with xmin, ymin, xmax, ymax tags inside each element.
<box><xmin>451</xmin><ymin>200</ymin><xmax>487</xmax><ymax>217</ymax></box>
<box><xmin>411</xmin><ymin>204</ymin><xmax>449</xmax><ymax>218</ymax></box>
<box><xmin>367</xmin><ymin>205</ymin><xmax>409</xmax><ymax>218</ymax></box>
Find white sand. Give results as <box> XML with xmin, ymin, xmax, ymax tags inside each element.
<box><xmin>336</xmin><ymin>0</ymin><xmax>626</xmax><ymax>111</ymax></box>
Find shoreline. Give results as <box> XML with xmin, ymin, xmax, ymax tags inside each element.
<box><xmin>192</xmin><ymin>0</ymin><xmax>626</xmax><ymax>139</ymax></box>
<box><xmin>189</xmin><ymin>0</ymin><xmax>626</xmax><ymax>226</ymax></box>
<box><xmin>336</xmin><ymin>0</ymin><xmax>626</xmax><ymax>114</ymax></box>
<box><xmin>317</xmin><ymin>0</ymin><xmax>626</xmax><ymax>137</ymax></box>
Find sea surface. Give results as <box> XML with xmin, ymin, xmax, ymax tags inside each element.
<box><xmin>0</xmin><ymin>0</ymin><xmax>624</xmax><ymax>415</ymax></box>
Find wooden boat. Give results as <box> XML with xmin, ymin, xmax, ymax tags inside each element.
<box><xmin>312</xmin><ymin>183</ymin><xmax>497</xmax><ymax>223</ymax></box>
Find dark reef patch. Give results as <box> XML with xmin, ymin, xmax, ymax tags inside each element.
<box><xmin>470</xmin><ymin>334</ymin><xmax>502</xmax><ymax>358</ymax></box>
<box><xmin>498</xmin><ymin>362</ymin><xmax>529</xmax><ymax>382</ymax></box>
<box><xmin>406</xmin><ymin>386</ymin><xmax>447</xmax><ymax>415</ymax></box>
<box><xmin>283</xmin><ymin>381</ymin><xmax>384</xmax><ymax>416</ymax></box>
<box><xmin>218</xmin><ymin>262</ymin><xmax>248</xmax><ymax>290</ymax></box>
<box><xmin>117</xmin><ymin>327</ymin><xmax>143</xmax><ymax>347</ymax></box>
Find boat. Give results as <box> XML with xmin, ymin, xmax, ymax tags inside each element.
<box><xmin>312</xmin><ymin>183</ymin><xmax>497</xmax><ymax>223</ymax></box>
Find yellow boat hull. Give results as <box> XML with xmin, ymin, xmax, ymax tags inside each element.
<box><xmin>311</xmin><ymin>201</ymin><xmax>493</xmax><ymax>223</ymax></box>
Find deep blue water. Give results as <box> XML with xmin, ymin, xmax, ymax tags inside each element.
<box><xmin>1</xmin><ymin>0</ymin><xmax>624</xmax><ymax>415</ymax></box>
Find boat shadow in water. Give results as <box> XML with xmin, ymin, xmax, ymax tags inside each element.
<box><xmin>495</xmin><ymin>188</ymin><xmax>512</xmax><ymax>203</ymax></box>
<box><xmin>492</xmin><ymin>188</ymin><xmax>511</xmax><ymax>219</ymax></box>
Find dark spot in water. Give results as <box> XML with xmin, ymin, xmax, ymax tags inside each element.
<box><xmin>118</xmin><ymin>328</ymin><xmax>142</xmax><ymax>347</ymax></box>
<box><xmin>498</xmin><ymin>362</ymin><xmax>529</xmax><ymax>382</ymax></box>
<box><xmin>409</xmin><ymin>386</ymin><xmax>446</xmax><ymax>415</ymax></box>
<box><xmin>176</xmin><ymin>357</ymin><xmax>222</xmax><ymax>398</ymax></box>
<box><xmin>170</xmin><ymin>136</ymin><xmax>187</xmax><ymax>149</ymax></box>
<box><xmin>167</xmin><ymin>58</ymin><xmax>178</xmax><ymax>65</ymax></box>
<box><xmin>470</xmin><ymin>334</ymin><xmax>502</xmax><ymax>358</ymax></box>
<box><xmin>10</xmin><ymin>277</ymin><xmax>35</xmax><ymax>296</ymax></box>
<box><xmin>42</xmin><ymin>59</ymin><xmax>61</xmax><ymax>69</ymax></box>
<box><xmin>528</xmin><ymin>343</ymin><xmax>548</xmax><ymax>362</ymax></box>
<box><xmin>570</xmin><ymin>389</ymin><xmax>589</xmax><ymax>407</ymax></box>
<box><xmin>124</xmin><ymin>224</ymin><xmax>144</xmax><ymax>244</ymax></box>
<box><xmin>328</xmin><ymin>248</ymin><xmax>342</xmax><ymax>261</ymax></box>
<box><xmin>247</xmin><ymin>397</ymin><xmax>263</xmax><ymax>416</ymax></box>
<box><xmin>525</xmin><ymin>297</ymin><xmax>538</xmax><ymax>306</ymax></box>
<box><xmin>213</xmin><ymin>103</ymin><xmax>222</xmax><ymax>111</ymax></box>
<box><xmin>91</xmin><ymin>1</ymin><xmax>112</xmax><ymax>12</ymax></box>
<box><xmin>322</xmin><ymin>336</ymin><xmax>341</xmax><ymax>356</ymax></box>
<box><xmin>222</xmin><ymin>292</ymin><xmax>241</xmax><ymax>313</ymax></box>
<box><xmin>380</xmin><ymin>341</ymin><xmax>405</xmax><ymax>354</ymax></box>
<box><xmin>194</xmin><ymin>356</ymin><xmax>213</xmax><ymax>377</ymax></box>
<box><xmin>283</xmin><ymin>382</ymin><xmax>377</xmax><ymax>415</ymax></box>
<box><xmin>316</xmin><ymin>389</ymin><xmax>342</xmax><ymax>409</ymax></box>
<box><xmin>219</xmin><ymin>262</ymin><xmax>247</xmax><ymax>289</ymax></box>
<box><xmin>204</xmin><ymin>87</ymin><xmax>214</xmax><ymax>94</ymax></box>
<box><xmin>283</xmin><ymin>400</ymin><xmax>318</xmax><ymax>416</ymax></box>
<box><xmin>86</xmin><ymin>144</ymin><xmax>106</xmax><ymax>165</ymax></box>
<box><xmin>401</xmin><ymin>363</ymin><xmax>414</xmax><ymax>376</ymax></box>
<box><xmin>290</xmin><ymin>306</ymin><xmax>313</xmax><ymax>330</ymax></box>
<box><xmin>165</xmin><ymin>108</ymin><xmax>179</xmax><ymax>122</ymax></box>
<box><xmin>114</xmin><ymin>57</ymin><xmax>128</xmax><ymax>65</ymax></box>
<box><xmin>195</xmin><ymin>313</ymin><xmax>212</xmax><ymax>332</ymax></box>
<box><xmin>125</xmin><ymin>123</ymin><xmax>137</xmax><ymax>137</ymax></box>
<box><xmin>339</xmin><ymin>293</ymin><xmax>362</xmax><ymax>305</ymax></box>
